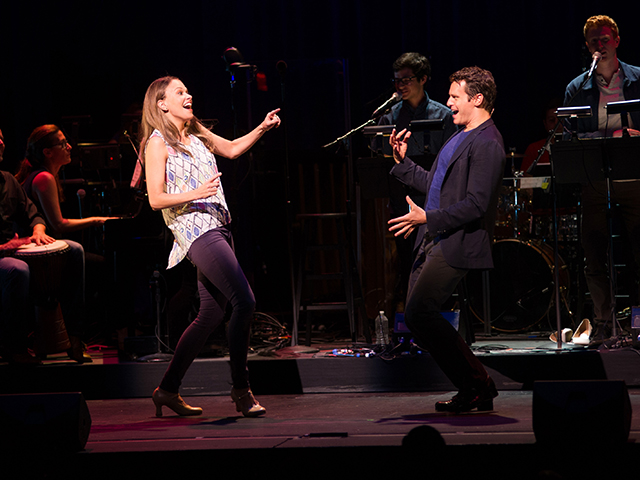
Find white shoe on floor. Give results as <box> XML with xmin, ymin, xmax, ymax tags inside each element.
<box><xmin>549</xmin><ymin>328</ymin><xmax>573</xmax><ymax>343</ymax></box>
<box><xmin>572</xmin><ymin>319</ymin><xmax>592</xmax><ymax>345</ymax></box>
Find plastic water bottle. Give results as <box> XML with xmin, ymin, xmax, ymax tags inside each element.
<box><xmin>375</xmin><ymin>311</ymin><xmax>389</xmax><ymax>345</ymax></box>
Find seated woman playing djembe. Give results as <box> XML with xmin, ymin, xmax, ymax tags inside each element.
<box><xmin>13</xmin><ymin>125</ymin><xmax>108</xmax><ymax>363</ymax></box>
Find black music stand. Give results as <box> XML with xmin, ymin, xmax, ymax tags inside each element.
<box><xmin>362</xmin><ymin>118</ymin><xmax>445</xmax><ymax>136</ymax></box>
<box><xmin>359</xmin><ymin>119</ymin><xmax>446</xmax><ymax>199</ymax></box>
<box><xmin>552</xmin><ymin>136</ymin><xmax>640</xmax><ymax>339</ymax></box>
<box><xmin>606</xmin><ymin>99</ymin><xmax>640</xmax><ymax>137</ymax></box>
<box><xmin>552</xmin><ymin>137</ymin><xmax>640</xmax><ymax>185</ymax></box>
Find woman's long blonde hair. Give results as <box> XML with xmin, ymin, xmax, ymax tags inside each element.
<box><xmin>139</xmin><ymin>76</ymin><xmax>215</xmax><ymax>163</ymax></box>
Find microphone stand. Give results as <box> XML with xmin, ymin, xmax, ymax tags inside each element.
<box><xmin>323</xmin><ymin>94</ymin><xmax>399</xmax><ymax>149</ymax></box>
<box><xmin>602</xmin><ymin>137</ymin><xmax>618</xmax><ymax>339</ymax></box>
<box><xmin>322</xmin><ymin>118</ymin><xmax>376</xmax><ymax>150</ymax></box>
<box><xmin>531</xmin><ymin>120</ymin><xmax>566</xmax><ymax>350</ymax></box>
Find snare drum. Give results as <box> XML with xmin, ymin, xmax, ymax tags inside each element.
<box><xmin>15</xmin><ymin>240</ymin><xmax>70</xmax><ymax>303</ymax></box>
<box><xmin>494</xmin><ymin>183</ymin><xmax>532</xmax><ymax>239</ymax></box>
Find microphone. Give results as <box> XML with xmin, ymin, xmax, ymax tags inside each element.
<box><xmin>77</xmin><ymin>189</ymin><xmax>86</xmax><ymax>219</ymax></box>
<box><xmin>587</xmin><ymin>51</ymin><xmax>602</xmax><ymax>78</ymax></box>
<box><xmin>276</xmin><ymin>60</ymin><xmax>287</xmax><ymax>79</ymax></box>
<box><xmin>371</xmin><ymin>92</ymin><xmax>401</xmax><ymax>118</ymax></box>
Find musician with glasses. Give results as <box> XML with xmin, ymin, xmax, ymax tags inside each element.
<box><xmin>373</xmin><ymin>52</ymin><xmax>456</xmax><ymax>314</ymax></box>
<box><xmin>12</xmin><ymin>125</ymin><xmax>111</xmax><ymax>363</ymax></box>
<box><xmin>377</xmin><ymin>52</ymin><xmax>457</xmax><ymax>166</ymax></box>
<box><xmin>15</xmin><ymin>125</ymin><xmax>115</xmax><ymax>234</ymax></box>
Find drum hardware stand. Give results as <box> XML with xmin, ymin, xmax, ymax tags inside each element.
<box><xmin>138</xmin><ymin>270</ymin><xmax>173</xmax><ymax>362</ymax></box>
<box><xmin>482</xmin><ymin>270</ymin><xmax>492</xmax><ymax>336</ymax></box>
<box><xmin>485</xmin><ymin>168</ymin><xmax>524</xmax><ymax>337</ymax></box>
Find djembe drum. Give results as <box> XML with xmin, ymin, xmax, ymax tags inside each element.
<box><xmin>15</xmin><ymin>240</ymin><xmax>72</xmax><ymax>356</ymax></box>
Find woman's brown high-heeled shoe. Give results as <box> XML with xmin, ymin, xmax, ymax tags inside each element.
<box><xmin>152</xmin><ymin>387</ymin><xmax>203</xmax><ymax>417</ymax></box>
<box><xmin>230</xmin><ymin>387</ymin><xmax>266</xmax><ymax>417</ymax></box>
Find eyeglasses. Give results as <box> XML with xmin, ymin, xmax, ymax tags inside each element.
<box><xmin>51</xmin><ymin>140</ymin><xmax>70</xmax><ymax>149</ymax></box>
<box><xmin>392</xmin><ymin>76</ymin><xmax>417</xmax><ymax>86</ymax></box>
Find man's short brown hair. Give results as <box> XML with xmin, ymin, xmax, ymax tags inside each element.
<box><xmin>583</xmin><ymin>15</ymin><xmax>619</xmax><ymax>39</ymax></box>
<box><xmin>449</xmin><ymin>66</ymin><xmax>497</xmax><ymax>113</ymax></box>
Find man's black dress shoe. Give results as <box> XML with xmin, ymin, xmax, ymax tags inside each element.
<box><xmin>435</xmin><ymin>378</ymin><xmax>498</xmax><ymax>413</ymax></box>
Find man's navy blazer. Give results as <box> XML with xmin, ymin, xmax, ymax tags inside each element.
<box><xmin>391</xmin><ymin>118</ymin><xmax>505</xmax><ymax>270</ymax></box>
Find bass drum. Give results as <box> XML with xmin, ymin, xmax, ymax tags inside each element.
<box><xmin>467</xmin><ymin>239</ymin><xmax>568</xmax><ymax>332</ymax></box>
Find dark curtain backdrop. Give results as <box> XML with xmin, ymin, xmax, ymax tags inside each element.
<box><xmin>2</xmin><ymin>1</ymin><xmax>640</xmax><ymax>166</ymax></box>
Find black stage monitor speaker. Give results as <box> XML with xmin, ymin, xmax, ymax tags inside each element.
<box><xmin>0</xmin><ymin>392</ymin><xmax>92</xmax><ymax>452</ymax></box>
<box><xmin>533</xmin><ymin>380</ymin><xmax>631</xmax><ymax>445</ymax></box>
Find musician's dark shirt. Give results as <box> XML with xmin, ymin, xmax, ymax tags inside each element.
<box><xmin>0</xmin><ymin>170</ymin><xmax>45</xmax><ymax>243</ymax></box>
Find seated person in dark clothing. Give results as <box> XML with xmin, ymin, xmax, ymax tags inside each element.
<box><xmin>521</xmin><ymin>98</ymin><xmax>562</xmax><ymax>175</ymax></box>
<box><xmin>0</xmin><ymin>127</ymin><xmax>90</xmax><ymax>363</ymax></box>
<box><xmin>0</xmin><ymin>127</ymin><xmax>52</xmax><ymax>364</ymax></box>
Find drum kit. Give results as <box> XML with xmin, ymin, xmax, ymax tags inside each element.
<box><xmin>468</xmin><ymin>169</ymin><xmax>578</xmax><ymax>333</ymax></box>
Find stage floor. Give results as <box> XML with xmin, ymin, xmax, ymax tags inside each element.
<box><xmin>49</xmin><ymin>389</ymin><xmax>640</xmax><ymax>480</ymax></box>
<box><xmin>6</xmin><ymin>334</ymin><xmax>640</xmax><ymax>480</ymax></box>
<box><xmin>84</xmin><ymin>389</ymin><xmax>640</xmax><ymax>452</ymax></box>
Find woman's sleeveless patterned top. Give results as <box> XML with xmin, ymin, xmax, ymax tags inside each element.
<box><xmin>150</xmin><ymin>129</ymin><xmax>231</xmax><ymax>268</ymax></box>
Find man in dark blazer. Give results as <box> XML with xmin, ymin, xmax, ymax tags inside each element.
<box><xmin>389</xmin><ymin>66</ymin><xmax>505</xmax><ymax>412</ymax></box>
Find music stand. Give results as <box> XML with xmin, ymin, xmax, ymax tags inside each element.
<box><xmin>359</xmin><ymin>119</ymin><xmax>446</xmax><ymax>199</ymax></box>
<box><xmin>552</xmin><ymin>137</ymin><xmax>640</xmax><ymax>184</ymax></box>
<box><xmin>552</xmin><ymin>135</ymin><xmax>640</xmax><ymax>339</ymax></box>
<box><xmin>606</xmin><ymin>99</ymin><xmax>640</xmax><ymax>137</ymax></box>
<box><xmin>362</xmin><ymin>118</ymin><xmax>445</xmax><ymax>136</ymax></box>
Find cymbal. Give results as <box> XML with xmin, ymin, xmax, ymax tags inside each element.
<box><xmin>506</xmin><ymin>153</ymin><xmax>525</xmax><ymax>158</ymax></box>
